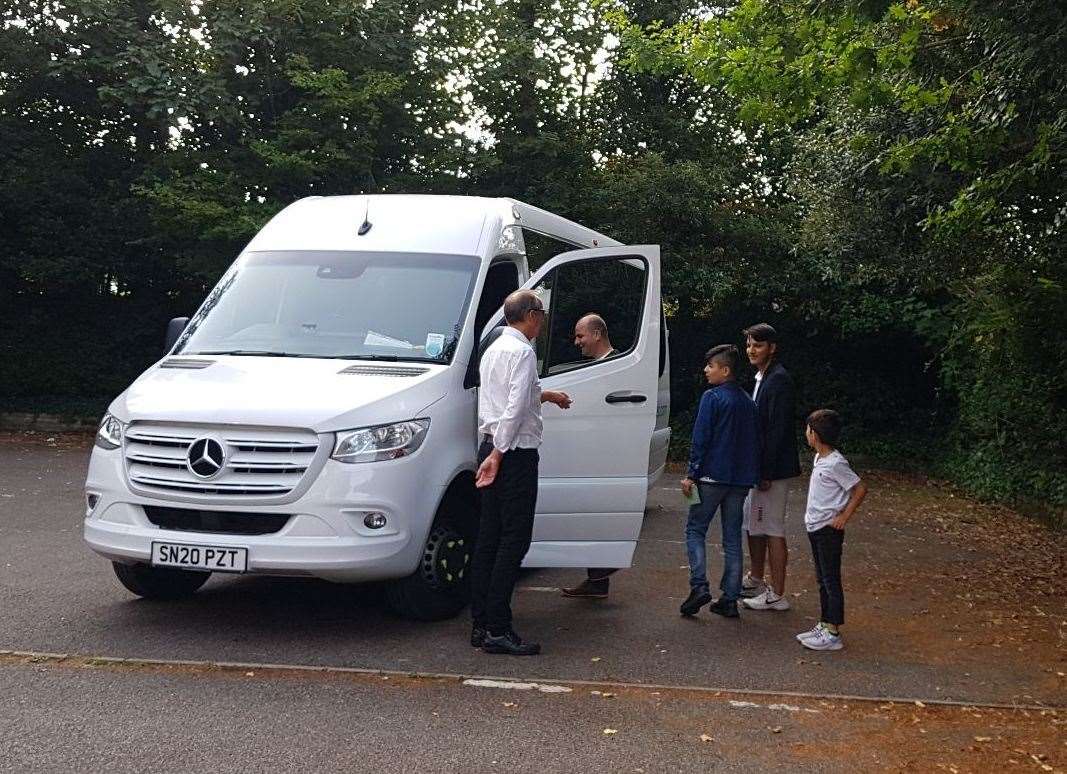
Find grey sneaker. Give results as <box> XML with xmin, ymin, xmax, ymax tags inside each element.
<box><xmin>741</xmin><ymin>572</ymin><xmax>764</xmax><ymax>598</ymax></box>
<box><xmin>795</xmin><ymin>623</ymin><xmax>824</xmax><ymax>643</ymax></box>
<box><xmin>801</xmin><ymin>626</ymin><xmax>843</xmax><ymax>651</ymax></box>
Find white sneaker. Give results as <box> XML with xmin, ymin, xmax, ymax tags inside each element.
<box><xmin>801</xmin><ymin>627</ymin><xmax>843</xmax><ymax>651</ymax></box>
<box><xmin>741</xmin><ymin>590</ymin><xmax>791</xmax><ymax>611</ymax></box>
<box><xmin>795</xmin><ymin>623</ymin><xmax>824</xmax><ymax>642</ymax></box>
<box><xmin>741</xmin><ymin>573</ymin><xmax>764</xmax><ymax>598</ymax></box>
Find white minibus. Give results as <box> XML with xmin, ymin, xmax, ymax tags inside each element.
<box><xmin>83</xmin><ymin>195</ymin><xmax>670</xmax><ymax>619</ymax></box>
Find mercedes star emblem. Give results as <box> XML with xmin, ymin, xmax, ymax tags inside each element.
<box><xmin>187</xmin><ymin>437</ymin><xmax>225</xmax><ymax>478</ymax></box>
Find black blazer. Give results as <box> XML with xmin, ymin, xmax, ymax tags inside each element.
<box><xmin>753</xmin><ymin>362</ymin><xmax>802</xmax><ymax>481</ymax></box>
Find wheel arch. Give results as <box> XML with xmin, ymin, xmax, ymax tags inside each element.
<box><xmin>434</xmin><ymin>469</ymin><xmax>479</xmax><ymax>541</ymax></box>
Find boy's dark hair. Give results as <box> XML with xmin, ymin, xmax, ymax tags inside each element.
<box><xmin>742</xmin><ymin>323</ymin><xmax>777</xmax><ymax>343</ymax></box>
<box><xmin>704</xmin><ymin>344</ymin><xmax>739</xmax><ymax>376</ymax></box>
<box><xmin>807</xmin><ymin>409</ymin><xmax>843</xmax><ymax>448</ymax></box>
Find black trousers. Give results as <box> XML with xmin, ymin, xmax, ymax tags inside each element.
<box><xmin>470</xmin><ymin>442</ymin><xmax>539</xmax><ymax>634</ymax></box>
<box><xmin>585</xmin><ymin>568</ymin><xmax>618</xmax><ymax>582</ymax></box>
<box><xmin>808</xmin><ymin>525</ymin><xmax>845</xmax><ymax>626</ymax></box>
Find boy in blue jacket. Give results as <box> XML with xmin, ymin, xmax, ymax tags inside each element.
<box><xmin>680</xmin><ymin>344</ymin><xmax>761</xmax><ymax>619</ymax></box>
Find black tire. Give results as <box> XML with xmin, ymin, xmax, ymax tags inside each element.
<box><xmin>112</xmin><ymin>562</ymin><xmax>211</xmax><ymax>600</ymax></box>
<box><xmin>385</xmin><ymin>523</ymin><xmax>472</xmax><ymax>621</ymax></box>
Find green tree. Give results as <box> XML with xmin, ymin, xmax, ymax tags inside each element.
<box><xmin>618</xmin><ymin>0</ymin><xmax>1067</xmax><ymax>512</ymax></box>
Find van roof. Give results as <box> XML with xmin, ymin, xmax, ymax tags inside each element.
<box><xmin>243</xmin><ymin>194</ymin><xmax>620</xmax><ymax>256</ymax></box>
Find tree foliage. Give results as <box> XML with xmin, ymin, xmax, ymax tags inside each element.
<box><xmin>1</xmin><ymin>0</ymin><xmax>1062</xmax><ymax>515</ymax></box>
<box><xmin>619</xmin><ymin>0</ymin><xmax>1066</xmax><ymax>512</ymax></box>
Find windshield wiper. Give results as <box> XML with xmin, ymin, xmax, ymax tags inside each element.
<box><xmin>190</xmin><ymin>350</ymin><xmax>305</xmax><ymax>357</ymax></box>
<box><xmin>188</xmin><ymin>351</ymin><xmax>439</xmax><ymax>363</ymax></box>
<box><xmin>329</xmin><ymin>354</ymin><xmax>438</xmax><ymax>363</ymax></box>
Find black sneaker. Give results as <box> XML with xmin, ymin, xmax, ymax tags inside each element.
<box><xmin>470</xmin><ymin>626</ymin><xmax>486</xmax><ymax>648</ymax></box>
<box><xmin>708</xmin><ymin>598</ymin><xmax>740</xmax><ymax>618</ymax></box>
<box><xmin>679</xmin><ymin>588</ymin><xmax>712</xmax><ymax>617</ymax></box>
<box><xmin>482</xmin><ymin>630</ymin><xmax>541</xmax><ymax>656</ymax></box>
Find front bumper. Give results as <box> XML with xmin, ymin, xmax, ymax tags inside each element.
<box><xmin>83</xmin><ymin>445</ymin><xmax>441</xmax><ymax>583</ymax></box>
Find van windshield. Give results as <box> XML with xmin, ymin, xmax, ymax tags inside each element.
<box><xmin>174</xmin><ymin>250</ymin><xmax>480</xmax><ymax>363</ymax></box>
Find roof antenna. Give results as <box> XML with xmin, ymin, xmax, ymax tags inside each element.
<box><xmin>357</xmin><ymin>197</ymin><xmax>372</xmax><ymax>235</ymax></box>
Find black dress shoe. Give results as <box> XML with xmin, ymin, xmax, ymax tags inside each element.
<box><xmin>470</xmin><ymin>626</ymin><xmax>487</xmax><ymax>648</ymax></box>
<box><xmin>482</xmin><ymin>630</ymin><xmax>541</xmax><ymax>656</ymax></box>
<box><xmin>679</xmin><ymin>588</ymin><xmax>712</xmax><ymax>616</ymax></box>
<box><xmin>561</xmin><ymin>578</ymin><xmax>609</xmax><ymax>598</ymax></box>
<box><xmin>708</xmin><ymin>598</ymin><xmax>740</xmax><ymax>618</ymax></box>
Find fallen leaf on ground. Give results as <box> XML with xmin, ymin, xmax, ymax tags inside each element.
<box><xmin>974</xmin><ymin>736</ymin><xmax>992</xmax><ymax>742</ymax></box>
<box><xmin>503</xmin><ymin>702</ymin><xmax>517</xmax><ymax>707</ymax></box>
<box><xmin>771</xmin><ymin>726</ymin><xmax>782</xmax><ymax>734</ymax></box>
<box><xmin>591</xmin><ymin>657</ymin><xmax>602</xmax><ymax>662</ymax></box>
<box><xmin>603</xmin><ymin>728</ymin><xmax>618</xmax><ymax>735</ymax></box>
<box><xmin>700</xmin><ymin>734</ymin><xmax>714</xmax><ymax>743</ymax></box>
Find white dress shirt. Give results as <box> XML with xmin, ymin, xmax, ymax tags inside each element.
<box><xmin>752</xmin><ymin>369</ymin><xmax>764</xmax><ymax>403</ymax></box>
<box><xmin>478</xmin><ymin>327</ymin><xmax>543</xmax><ymax>452</ymax></box>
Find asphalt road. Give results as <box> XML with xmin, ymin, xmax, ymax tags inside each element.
<box><xmin>0</xmin><ymin>439</ymin><xmax>1063</xmax><ymax>772</ymax></box>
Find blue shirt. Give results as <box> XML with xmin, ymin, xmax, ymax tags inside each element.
<box><xmin>686</xmin><ymin>381</ymin><xmax>761</xmax><ymax>487</ymax></box>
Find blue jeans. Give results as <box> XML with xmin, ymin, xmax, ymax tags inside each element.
<box><xmin>686</xmin><ymin>483</ymin><xmax>748</xmax><ymax>601</ymax></box>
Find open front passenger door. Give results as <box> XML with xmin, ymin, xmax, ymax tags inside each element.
<box><xmin>508</xmin><ymin>245</ymin><xmax>662</xmax><ymax>569</ymax></box>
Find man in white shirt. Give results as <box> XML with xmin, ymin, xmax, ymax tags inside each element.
<box><xmin>470</xmin><ymin>289</ymin><xmax>571</xmax><ymax>656</ymax></box>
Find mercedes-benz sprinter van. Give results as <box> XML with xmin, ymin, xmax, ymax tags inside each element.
<box><xmin>83</xmin><ymin>195</ymin><xmax>670</xmax><ymax>619</ymax></box>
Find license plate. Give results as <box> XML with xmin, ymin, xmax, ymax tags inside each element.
<box><xmin>151</xmin><ymin>541</ymin><xmax>248</xmax><ymax>573</ymax></box>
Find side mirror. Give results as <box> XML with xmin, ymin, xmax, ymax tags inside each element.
<box><xmin>164</xmin><ymin>317</ymin><xmax>190</xmax><ymax>354</ymax></box>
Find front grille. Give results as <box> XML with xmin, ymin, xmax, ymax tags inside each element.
<box><xmin>124</xmin><ymin>423</ymin><xmax>321</xmax><ymax>498</ymax></box>
<box><xmin>144</xmin><ymin>505</ymin><xmax>290</xmax><ymax>535</ymax></box>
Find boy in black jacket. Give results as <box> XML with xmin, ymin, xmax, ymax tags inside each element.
<box><xmin>739</xmin><ymin>324</ymin><xmax>802</xmax><ymax>612</ymax></box>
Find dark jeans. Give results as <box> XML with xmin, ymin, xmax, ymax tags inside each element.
<box><xmin>808</xmin><ymin>526</ymin><xmax>845</xmax><ymax>626</ymax></box>
<box><xmin>685</xmin><ymin>483</ymin><xmax>748</xmax><ymax>602</ymax></box>
<box><xmin>470</xmin><ymin>442</ymin><xmax>539</xmax><ymax>635</ymax></box>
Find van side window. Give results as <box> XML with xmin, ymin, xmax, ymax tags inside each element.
<box><xmin>531</xmin><ymin>257</ymin><xmax>647</xmax><ymax>377</ymax></box>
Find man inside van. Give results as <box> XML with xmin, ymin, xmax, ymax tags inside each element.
<box><xmin>561</xmin><ymin>313</ymin><xmax>621</xmax><ymax>600</ymax></box>
<box><xmin>470</xmin><ymin>290</ymin><xmax>572</xmax><ymax>656</ymax></box>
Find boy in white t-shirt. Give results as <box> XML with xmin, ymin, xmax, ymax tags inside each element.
<box><xmin>797</xmin><ymin>409</ymin><xmax>868</xmax><ymax>651</ymax></box>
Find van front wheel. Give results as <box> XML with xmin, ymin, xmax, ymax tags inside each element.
<box><xmin>112</xmin><ymin>562</ymin><xmax>211</xmax><ymax>599</ymax></box>
<box><xmin>386</xmin><ymin>524</ymin><xmax>472</xmax><ymax>621</ymax></box>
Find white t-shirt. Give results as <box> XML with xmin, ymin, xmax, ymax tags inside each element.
<box><xmin>804</xmin><ymin>451</ymin><xmax>861</xmax><ymax>532</ymax></box>
<box><xmin>478</xmin><ymin>327</ymin><xmax>543</xmax><ymax>452</ymax></box>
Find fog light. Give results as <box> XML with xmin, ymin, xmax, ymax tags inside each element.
<box><xmin>363</xmin><ymin>512</ymin><xmax>387</xmax><ymax>529</ymax></box>
<box><xmin>85</xmin><ymin>492</ymin><xmax>100</xmax><ymax>515</ymax></box>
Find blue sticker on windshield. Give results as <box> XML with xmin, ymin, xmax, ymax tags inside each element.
<box><xmin>425</xmin><ymin>333</ymin><xmax>446</xmax><ymax>358</ymax></box>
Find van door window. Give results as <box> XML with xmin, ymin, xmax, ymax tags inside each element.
<box><xmin>530</xmin><ymin>257</ymin><xmax>647</xmax><ymax>377</ymax></box>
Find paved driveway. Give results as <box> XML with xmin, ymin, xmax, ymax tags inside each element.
<box><xmin>1</xmin><ymin>438</ymin><xmax>1061</xmax><ymax>706</ymax></box>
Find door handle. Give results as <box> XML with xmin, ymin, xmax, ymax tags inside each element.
<box><xmin>605</xmin><ymin>392</ymin><xmax>647</xmax><ymax>404</ymax></box>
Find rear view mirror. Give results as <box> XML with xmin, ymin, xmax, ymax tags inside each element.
<box><xmin>164</xmin><ymin>317</ymin><xmax>190</xmax><ymax>353</ymax></box>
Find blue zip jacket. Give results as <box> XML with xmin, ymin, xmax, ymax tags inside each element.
<box><xmin>686</xmin><ymin>381</ymin><xmax>761</xmax><ymax>487</ymax></box>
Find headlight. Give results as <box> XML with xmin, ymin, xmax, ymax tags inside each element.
<box><xmin>332</xmin><ymin>419</ymin><xmax>429</xmax><ymax>464</ymax></box>
<box><xmin>95</xmin><ymin>413</ymin><xmax>125</xmax><ymax>450</ymax></box>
